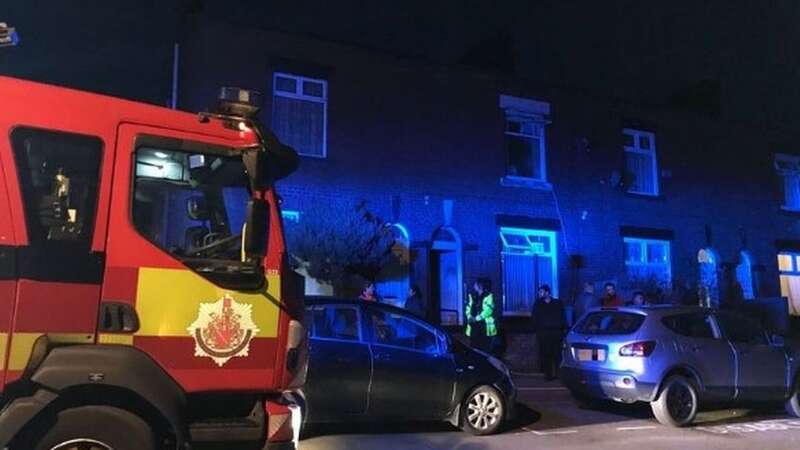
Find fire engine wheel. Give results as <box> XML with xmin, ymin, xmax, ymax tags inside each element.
<box><xmin>29</xmin><ymin>406</ymin><xmax>156</xmax><ymax>450</ymax></box>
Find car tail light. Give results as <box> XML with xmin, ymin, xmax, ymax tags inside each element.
<box><xmin>619</xmin><ymin>341</ymin><xmax>656</xmax><ymax>357</ymax></box>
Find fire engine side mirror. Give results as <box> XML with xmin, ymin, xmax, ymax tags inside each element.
<box><xmin>243</xmin><ymin>198</ymin><xmax>269</xmax><ymax>258</ymax></box>
<box><xmin>243</xmin><ymin>130</ymin><xmax>299</xmax><ymax>190</ymax></box>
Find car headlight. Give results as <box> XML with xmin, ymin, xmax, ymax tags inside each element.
<box><xmin>488</xmin><ymin>355</ymin><xmax>511</xmax><ymax>377</ymax></box>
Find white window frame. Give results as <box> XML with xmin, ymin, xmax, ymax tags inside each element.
<box><xmin>778</xmin><ymin>252</ymin><xmax>800</xmax><ymax>315</ymax></box>
<box><xmin>775</xmin><ymin>153</ymin><xmax>800</xmax><ymax>211</ymax></box>
<box><xmin>499</xmin><ymin>95</ymin><xmax>550</xmax><ymax>186</ymax></box>
<box><xmin>623</xmin><ymin>237</ymin><xmax>672</xmax><ymax>283</ymax></box>
<box><xmin>623</xmin><ymin>128</ymin><xmax>659</xmax><ymax>196</ymax></box>
<box><xmin>272</xmin><ymin>72</ymin><xmax>328</xmax><ymax>158</ymax></box>
<box><xmin>500</xmin><ymin>227</ymin><xmax>558</xmax><ymax>316</ymax></box>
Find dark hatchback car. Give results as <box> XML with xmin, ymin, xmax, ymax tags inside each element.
<box><xmin>298</xmin><ymin>298</ymin><xmax>516</xmax><ymax>435</ymax></box>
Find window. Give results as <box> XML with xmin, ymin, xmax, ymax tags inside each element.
<box><xmin>662</xmin><ymin>313</ymin><xmax>715</xmax><ymax>339</ymax></box>
<box><xmin>736</xmin><ymin>251</ymin><xmax>755</xmax><ymax>300</ymax></box>
<box><xmin>774</xmin><ymin>154</ymin><xmax>800</xmax><ymax>211</ymax></box>
<box><xmin>624</xmin><ymin>237</ymin><xmax>671</xmax><ymax>284</ymax></box>
<box><xmin>272</xmin><ymin>72</ymin><xmax>327</xmax><ymax>158</ymax></box>
<box><xmin>716</xmin><ymin>313</ymin><xmax>768</xmax><ymax>345</ymax></box>
<box><xmin>576</xmin><ymin>311</ymin><xmax>646</xmax><ymax>335</ymax></box>
<box><xmin>778</xmin><ymin>252</ymin><xmax>800</xmax><ymax>316</ymax></box>
<box><xmin>623</xmin><ymin>128</ymin><xmax>659</xmax><ymax>196</ymax></box>
<box><xmin>11</xmin><ymin>127</ymin><xmax>104</xmax><ymax>282</ymax></box>
<box><xmin>369</xmin><ymin>310</ymin><xmax>444</xmax><ymax>355</ymax></box>
<box><xmin>500</xmin><ymin>95</ymin><xmax>550</xmax><ymax>185</ymax></box>
<box><xmin>12</xmin><ymin>128</ymin><xmax>102</xmax><ymax>245</ymax></box>
<box><xmin>505</xmin><ymin>117</ymin><xmax>546</xmax><ymax>181</ymax></box>
<box><xmin>375</xmin><ymin>223</ymin><xmax>411</xmax><ymax>308</ymax></box>
<box><xmin>310</xmin><ymin>306</ymin><xmax>361</xmax><ymax>341</ymax></box>
<box><xmin>131</xmin><ymin>144</ymin><xmax>255</xmax><ymax>287</ymax></box>
<box><xmin>500</xmin><ymin>227</ymin><xmax>558</xmax><ymax>315</ymax></box>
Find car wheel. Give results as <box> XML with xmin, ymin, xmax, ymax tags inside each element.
<box><xmin>20</xmin><ymin>406</ymin><xmax>156</xmax><ymax>450</ymax></box>
<box><xmin>650</xmin><ymin>376</ymin><xmax>699</xmax><ymax>427</ymax></box>
<box><xmin>461</xmin><ymin>385</ymin><xmax>505</xmax><ymax>436</ymax></box>
<box><xmin>786</xmin><ymin>379</ymin><xmax>800</xmax><ymax>418</ymax></box>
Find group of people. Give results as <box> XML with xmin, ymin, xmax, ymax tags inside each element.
<box><xmin>357</xmin><ymin>281</ymin><xmax>426</xmax><ymax>318</ymax></box>
<box><xmin>533</xmin><ymin>281</ymin><xmax>650</xmax><ymax>380</ymax></box>
<box><xmin>357</xmin><ymin>278</ymin><xmax>649</xmax><ymax>382</ymax></box>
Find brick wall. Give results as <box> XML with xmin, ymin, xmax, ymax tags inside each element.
<box><xmin>181</xmin><ymin>17</ymin><xmax>800</xmax><ymax>323</ymax></box>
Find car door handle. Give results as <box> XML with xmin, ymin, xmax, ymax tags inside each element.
<box><xmin>374</xmin><ymin>353</ymin><xmax>392</xmax><ymax>361</ymax></box>
<box><xmin>335</xmin><ymin>356</ymin><xmax>356</xmax><ymax>364</ymax></box>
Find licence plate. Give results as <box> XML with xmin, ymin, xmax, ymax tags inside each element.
<box><xmin>576</xmin><ymin>348</ymin><xmax>606</xmax><ymax>361</ymax></box>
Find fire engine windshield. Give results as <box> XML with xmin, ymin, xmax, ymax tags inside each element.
<box><xmin>132</xmin><ymin>146</ymin><xmax>254</xmax><ymax>270</ymax></box>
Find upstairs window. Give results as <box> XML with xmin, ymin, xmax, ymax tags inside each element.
<box><xmin>500</xmin><ymin>95</ymin><xmax>550</xmax><ymax>185</ymax></box>
<box><xmin>775</xmin><ymin>154</ymin><xmax>800</xmax><ymax>211</ymax></box>
<box><xmin>505</xmin><ymin>116</ymin><xmax>546</xmax><ymax>181</ymax></box>
<box><xmin>624</xmin><ymin>128</ymin><xmax>659</xmax><ymax>196</ymax></box>
<box><xmin>624</xmin><ymin>237</ymin><xmax>671</xmax><ymax>284</ymax></box>
<box><xmin>272</xmin><ymin>72</ymin><xmax>328</xmax><ymax>158</ymax></box>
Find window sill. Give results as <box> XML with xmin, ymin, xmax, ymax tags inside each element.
<box><xmin>500</xmin><ymin>176</ymin><xmax>552</xmax><ymax>191</ymax></box>
<box><xmin>625</xmin><ymin>191</ymin><xmax>665</xmax><ymax>201</ymax></box>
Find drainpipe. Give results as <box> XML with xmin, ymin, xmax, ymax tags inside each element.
<box><xmin>170</xmin><ymin>42</ymin><xmax>179</xmax><ymax>109</ymax></box>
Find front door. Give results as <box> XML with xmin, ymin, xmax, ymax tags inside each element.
<box><xmin>366</xmin><ymin>307</ymin><xmax>454</xmax><ymax>419</ymax></box>
<box><xmin>305</xmin><ymin>304</ymin><xmax>371</xmax><ymax>419</ymax></box>
<box><xmin>4</xmin><ymin>127</ymin><xmax>106</xmax><ymax>386</ymax></box>
<box><xmin>715</xmin><ymin>312</ymin><xmax>788</xmax><ymax>400</ymax></box>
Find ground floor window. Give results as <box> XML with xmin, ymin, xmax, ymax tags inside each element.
<box><xmin>778</xmin><ymin>252</ymin><xmax>800</xmax><ymax>316</ymax></box>
<box><xmin>500</xmin><ymin>227</ymin><xmax>558</xmax><ymax>316</ymax></box>
<box><xmin>376</xmin><ymin>223</ymin><xmax>411</xmax><ymax>308</ymax></box>
<box><xmin>624</xmin><ymin>237</ymin><xmax>671</xmax><ymax>285</ymax></box>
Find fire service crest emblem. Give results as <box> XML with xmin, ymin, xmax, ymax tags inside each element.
<box><xmin>188</xmin><ymin>294</ymin><xmax>260</xmax><ymax>367</ymax></box>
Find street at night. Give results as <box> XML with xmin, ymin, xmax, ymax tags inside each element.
<box><xmin>3</xmin><ymin>2</ymin><xmax>800</xmax><ymax>450</ymax></box>
<box><xmin>302</xmin><ymin>374</ymin><xmax>800</xmax><ymax>450</ymax></box>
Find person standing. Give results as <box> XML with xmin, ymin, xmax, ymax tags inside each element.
<box><xmin>359</xmin><ymin>281</ymin><xmax>379</xmax><ymax>302</ymax></box>
<box><xmin>404</xmin><ymin>285</ymin><xmax>426</xmax><ymax>318</ymax></box>
<box><xmin>626</xmin><ymin>290</ymin><xmax>647</xmax><ymax>306</ymax></box>
<box><xmin>531</xmin><ymin>285</ymin><xmax>567</xmax><ymax>381</ymax></box>
<box><xmin>600</xmin><ymin>282</ymin><xmax>624</xmax><ymax>307</ymax></box>
<box><xmin>465</xmin><ymin>278</ymin><xmax>497</xmax><ymax>353</ymax></box>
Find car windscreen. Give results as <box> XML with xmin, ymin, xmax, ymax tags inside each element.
<box><xmin>575</xmin><ymin>311</ymin><xmax>646</xmax><ymax>335</ymax></box>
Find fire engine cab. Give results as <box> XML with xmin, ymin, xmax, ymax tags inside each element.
<box><xmin>0</xmin><ymin>76</ymin><xmax>306</xmax><ymax>450</ymax></box>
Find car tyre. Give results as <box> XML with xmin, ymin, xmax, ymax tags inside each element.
<box><xmin>461</xmin><ymin>385</ymin><xmax>505</xmax><ymax>436</ymax></box>
<box><xmin>650</xmin><ymin>376</ymin><xmax>699</xmax><ymax>427</ymax></box>
<box><xmin>786</xmin><ymin>378</ymin><xmax>800</xmax><ymax>418</ymax></box>
<box><xmin>20</xmin><ymin>405</ymin><xmax>156</xmax><ymax>450</ymax></box>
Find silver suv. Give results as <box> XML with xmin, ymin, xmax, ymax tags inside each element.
<box><xmin>561</xmin><ymin>305</ymin><xmax>800</xmax><ymax>426</ymax></box>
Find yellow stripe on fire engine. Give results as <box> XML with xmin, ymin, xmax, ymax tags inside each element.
<box><xmin>7</xmin><ymin>332</ymin><xmax>95</xmax><ymax>371</ymax></box>
<box><xmin>0</xmin><ymin>332</ymin><xmax>7</xmax><ymax>370</ymax></box>
<box><xmin>135</xmin><ymin>267</ymin><xmax>281</xmax><ymax>338</ymax></box>
<box><xmin>97</xmin><ymin>333</ymin><xmax>135</xmax><ymax>345</ymax></box>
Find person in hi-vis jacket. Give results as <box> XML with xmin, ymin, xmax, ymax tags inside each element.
<box><xmin>465</xmin><ymin>278</ymin><xmax>497</xmax><ymax>353</ymax></box>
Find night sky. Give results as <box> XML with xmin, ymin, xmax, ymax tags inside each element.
<box><xmin>2</xmin><ymin>0</ymin><xmax>799</xmax><ymax>132</ymax></box>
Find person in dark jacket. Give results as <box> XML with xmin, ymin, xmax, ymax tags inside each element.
<box><xmin>531</xmin><ymin>285</ymin><xmax>567</xmax><ymax>380</ymax></box>
<box><xmin>404</xmin><ymin>285</ymin><xmax>426</xmax><ymax>318</ymax></box>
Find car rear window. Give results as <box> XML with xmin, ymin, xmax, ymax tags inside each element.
<box><xmin>575</xmin><ymin>311</ymin><xmax>646</xmax><ymax>335</ymax></box>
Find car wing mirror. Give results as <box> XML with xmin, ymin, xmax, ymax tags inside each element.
<box><xmin>770</xmin><ymin>333</ymin><xmax>785</xmax><ymax>347</ymax></box>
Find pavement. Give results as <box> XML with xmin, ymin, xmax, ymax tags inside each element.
<box><xmin>299</xmin><ymin>373</ymin><xmax>800</xmax><ymax>450</ymax></box>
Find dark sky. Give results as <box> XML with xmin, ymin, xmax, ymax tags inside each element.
<box><xmin>2</xmin><ymin>1</ymin><xmax>798</xmax><ymax>131</ymax></box>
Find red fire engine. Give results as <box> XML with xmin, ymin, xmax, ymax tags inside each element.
<box><xmin>0</xmin><ymin>76</ymin><xmax>306</xmax><ymax>449</ymax></box>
